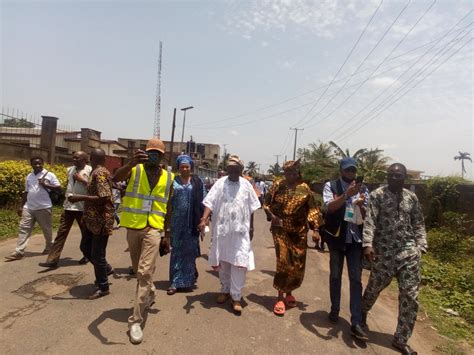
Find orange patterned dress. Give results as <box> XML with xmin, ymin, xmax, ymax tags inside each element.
<box><xmin>264</xmin><ymin>179</ymin><xmax>321</xmax><ymax>293</ymax></box>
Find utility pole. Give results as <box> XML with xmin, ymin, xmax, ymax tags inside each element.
<box><xmin>153</xmin><ymin>41</ymin><xmax>163</xmax><ymax>138</ymax></box>
<box><xmin>180</xmin><ymin>106</ymin><xmax>194</xmax><ymax>153</ymax></box>
<box><xmin>169</xmin><ymin>108</ymin><xmax>176</xmax><ymax>168</ymax></box>
<box><xmin>274</xmin><ymin>154</ymin><xmax>281</xmax><ymax>165</ymax></box>
<box><xmin>222</xmin><ymin>144</ymin><xmax>228</xmax><ymax>169</ymax></box>
<box><xmin>290</xmin><ymin>127</ymin><xmax>304</xmax><ymax>160</ymax></box>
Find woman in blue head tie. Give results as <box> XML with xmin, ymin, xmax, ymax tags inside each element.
<box><xmin>167</xmin><ymin>155</ymin><xmax>206</xmax><ymax>295</ymax></box>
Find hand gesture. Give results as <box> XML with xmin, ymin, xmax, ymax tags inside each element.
<box><xmin>67</xmin><ymin>194</ymin><xmax>81</xmax><ymax>203</ymax></box>
<box><xmin>132</xmin><ymin>149</ymin><xmax>149</xmax><ymax>166</ymax></box>
<box><xmin>346</xmin><ymin>181</ymin><xmax>361</xmax><ymax>197</ymax></box>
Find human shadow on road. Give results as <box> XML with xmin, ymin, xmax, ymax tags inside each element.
<box><xmin>111</xmin><ymin>267</ymin><xmax>135</xmax><ymax>281</ymax></box>
<box><xmin>246</xmin><ymin>293</ymin><xmax>308</xmax><ymax>313</ymax></box>
<box><xmin>88</xmin><ymin>306</ymin><xmax>159</xmax><ymax>345</ymax></box>
<box><xmin>52</xmin><ymin>284</ymin><xmax>96</xmax><ymax>300</ymax></box>
<box><xmin>300</xmin><ymin>310</ymin><xmax>367</xmax><ymax>350</ymax></box>
<box><xmin>183</xmin><ymin>292</ymin><xmax>245</xmax><ymax>315</ymax></box>
<box><xmin>153</xmin><ymin>280</ymin><xmax>170</xmax><ymax>291</ymax></box>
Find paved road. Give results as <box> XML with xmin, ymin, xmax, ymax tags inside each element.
<box><xmin>1</xmin><ymin>210</ymin><xmax>440</xmax><ymax>354</ymax></box>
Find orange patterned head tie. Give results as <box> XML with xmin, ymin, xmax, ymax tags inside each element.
<box><xmin>283</xmin><ymin>159</ymin><xmax>301</xmax><ymax>172</ymax></box>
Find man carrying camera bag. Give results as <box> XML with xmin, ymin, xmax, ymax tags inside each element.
<box><xmin>322</xmin><ymin>157</ymin><xmax>369</xmax><ymax>340</ymax></box>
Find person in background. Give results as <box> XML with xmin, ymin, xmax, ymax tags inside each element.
<box><xmin>362</xmin><ymin>163</ymin><xmax>427</xmax><ymax>355</ymax></box>
<box><xmin>198</xmin><ymin>155</ymin><xmax>260</xmax><ymax>314</ymax></box>
<box><xmin>263</xmin><ymin>160</ymin><xmax>321</xmax><ymax>316</ymax></box>
<box><xmin>112</xmin><ymin>176</ymin><xmax>125</xmax><ymax>230</ymax></box>
<box><xmin>68</xmin><ymin>148</ymin><xmax>114</xmax><ymax>300</ymax></box>
<box><xmin>255</xmin><ymin>177</ymin><xmax>266</xmax><ymax>208</ymax></box>
<box><xmin>6</xmin><ymin>157</ymin><xmax>61</xmax><ymax>261</ymax></box>
<box><xmin>167</xmin><ymin>154</ymin><xmax>205</xmax><ymax>295</ymax></box>
<box><xmin>39</xmin><ymin>151</ymin><xmax>91</xmax><ymax>268</ymax></box>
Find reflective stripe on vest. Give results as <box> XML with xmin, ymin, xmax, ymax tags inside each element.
<box><xmin>120</xmin><ymin>165</ymin><xmax>174</xmax><ymax>230</ymax></box>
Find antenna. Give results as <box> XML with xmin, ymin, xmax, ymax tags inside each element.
<box><xmin>153</xmin><ymin>41</ymin><xmax>163</xmax><ymax>138</ymax></box>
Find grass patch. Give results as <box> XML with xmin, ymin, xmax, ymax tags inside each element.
<box><xmin>0</xmin><ymin>207</ymin><xmax>62</xmax><ymax>241</ymax></box>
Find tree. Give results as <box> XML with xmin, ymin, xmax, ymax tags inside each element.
<box><xmin>268</xmin><ymin>163</ymin><xmax>282</xmax><ymax>176</ymax></box>
<box><xmin>217</xmin><ymin>152</ymin><xmax>230</xmax><ymax>170</ymax></box>
<box><xmin>298</xmin><ymin>141</ymin><xmax>338</xmax><ymax>182</ymax></box>
<box><xmin>0</xmin><ymin>118</ymin><xmax>35</xmax><ymax>128</ymax></box>
<box><xmin>454</xmin><ymin>151</ymin><xmax>472</xmax><ymax>179</ymax></box>
<box><xmin>357</xmin><ymin>148</ymin><xmax>390</xmax><ymax>183</ymax></box>
<box><xmin>328</xmin><ymin>141</ymin><xmax>366</xmax><ymax>160</ymax></box>
<box><xmin>246</xmin><ymin>161</ymin><xmax>258</xmax><ymax>177</ymax></box>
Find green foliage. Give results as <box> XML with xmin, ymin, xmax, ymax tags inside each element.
<box><xmin>0</xmin><ymin>160</ymin><xmax>68</xmax><ymax>206</ymax></box>
<box><xmin>246</xmin><ymin>161</ymin><xmax>258</xmax><ymax>177</ymax></box>
<box><xmin>426</xmin><ymin>176</ymin><xmax>464</xmax><ymax>227</ymax></box>
<box><xmin>268</xmin><ymin>163</ymin><xmax>282</xmax><ymax>176</ymax></box>
<box><xmin>0</xmin><ymin>206</ymin><xmax>63</xmax><ymax>241</ymax></box>
<box><xmin>0</xmin><ymin>117</ymin><xmax>36</xmax><ymax>128</ymax></box>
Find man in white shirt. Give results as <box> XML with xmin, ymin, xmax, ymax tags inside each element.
<box><xmin>39</xmin><ymin>151</ymin><xmax>91</xmax><ymax>268</ymax></box>
<box><xmin>5</xmin><ymin>156</ymin><xmax>61</xmax><ymax>261</ymax></box>
<box><xmin>198</xmin><ymin>155</ymin><xmax>261</xmax><ymax>314</ymax></box>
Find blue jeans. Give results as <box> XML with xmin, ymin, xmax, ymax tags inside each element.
<box><xmin>329</xmin><ymin>242</ymin><xmax>363</xmax><ymax>326</ymax></box>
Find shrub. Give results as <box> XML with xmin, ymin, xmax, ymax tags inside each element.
<box><xmin>0</xmin><ymin>160</ymin><xmax>68</xmax><ymax>207</ymax></box>
<box><xmin>425</xmin><ymin>176</ymin><xmax>464</xmax><ymax>227</ymax></box>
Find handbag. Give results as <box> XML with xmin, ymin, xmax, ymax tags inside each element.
<box><xmin>42</xmin><ymin>171</ymin><xmax>64</xmax><ymax>205</ymax></box>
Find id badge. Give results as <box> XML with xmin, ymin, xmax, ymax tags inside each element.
<box><xmin>142</xmin><ymin>198</ymin><xmax>153</xmax><ymax>212</ymax></box>
<box><xmin>344</xmin><ymin>204</ymin><xmax>355</xmax><ymax>223</ymax></box>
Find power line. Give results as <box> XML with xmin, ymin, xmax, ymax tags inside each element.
<box><xmin>298</xmin><ymin>0</ymin><xmax>412</xmax><ymax>129</ymax></box>
<box><xmin>291</xmin><ymin>0</ymin><xmax>384</xmax><ymax>128</ymax></box>
<box><xmin>335</xmin><ymin>36</ymin><xmax>473</xmax><ymax>143</ymax></box>
<box><xmin>189</xmin><ymin>32</ymin><xmax>456</xmax><ymax>130</ymax></box>
<box><xmin>325</xmin><ymin>14</ymin><xmax>473</xmax><ymax>141</ymax></box>
<box><xmin>302</xmin><ymin>0</ymin><xmax>436</xmax><ymax>130</ymax></box>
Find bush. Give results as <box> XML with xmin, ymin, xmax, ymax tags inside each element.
<box><xmin>0</xmin><ymin>160</ymin><xmax>68</xmax><ymax>207</ymax></box>
<box><xmin>425</xmin><ymin>176</ymin><xmax>464</xmax><ymax>227</ymax></box>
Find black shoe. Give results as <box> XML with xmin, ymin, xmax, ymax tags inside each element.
<box><xmin>39</xmin><ymin>261</ymin><xmax>58</xmax><ymax>268</ymax></box>
<box><xmin>107</xmin><ymin>267</ymin><xmax>114</xmax><ymax>276</ymax></box>
<box><xmin>351</xmin><ymin>324</ymin><xmax>369</xmax><ymax>341</ymax></box>
<box><xmin>328</xmin><ymin>310</ymin><xmax>339</xmax><ymax>323</ymax></box>
<box><xmin>78</xmin><ymin>257</ymin><xmax>89</xmax><ymax>265</ymax></box>
<box><xmin>128</xmin><ymin>266</ymin><xmax>136</xmax><ymax>275</ymax></box>
<box><xmin>88</xmin><ymin>289</ymin><xmax>110</xmax><ymax>300</ymax></box>
<box><xmin>392</xmin><ymin>340</ymin><xmax>417</xmax><ymax>355</ymax></box>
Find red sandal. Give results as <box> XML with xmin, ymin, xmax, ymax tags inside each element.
<box><xmin>274</xmin><ymin>300</ymin><xmax>286</xmax><ymax>316</ymax></box>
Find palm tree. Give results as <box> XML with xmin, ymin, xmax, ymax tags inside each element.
<box><xmin>298</xmin><ymin>141</ymin><xmax>339</xmax><ymax>181</ymax></box>
<box><xmin>268</xmin><ymin>163</ymin><xmax>282</xmax><ymax>176</ymax></box>
<box><xmin>454</xmin><ymin>152</ymin><xmax>472</xmax><ymax>179</ymax></box>
<box><xmin>328</xmin><ymin>141</ymin><xmax>367</xmax><ymax>160</ymax></box>
<box><xmin>358</xmin><ymin>148</ymin><xmax>390</xmax><ymax>183</ymax></box>
<box><xmin>246</xmin><ymin>161</ymin><xmax>258</xmax><ymax>177</ymax></box>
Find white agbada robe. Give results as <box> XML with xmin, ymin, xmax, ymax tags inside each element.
<box><xmin>203</xmin><ymin>176</ymin><xmax>261</xmax><ymax>271</ymax></box>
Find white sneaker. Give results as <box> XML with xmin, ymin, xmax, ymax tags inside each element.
<box><xmin>129</xmin><ymin>323</ymin><xmax>143</xmax><ymax>344</ymax></box>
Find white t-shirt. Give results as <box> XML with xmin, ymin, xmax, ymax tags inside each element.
<box><xmin>24</xmin><ymin>169</ymin><xmax>61</xmax><ymax>210</ymax></box>
<box><xmin>63</xmin><ymin>165</ymin><xmax>92</xmax><ymax>211</ymax></box>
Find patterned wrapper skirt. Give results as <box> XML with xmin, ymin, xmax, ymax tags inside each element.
<box><xmin>272</xmin><ymin>226</ymin><xmax>308</xmax><ymax>293</ymax></box>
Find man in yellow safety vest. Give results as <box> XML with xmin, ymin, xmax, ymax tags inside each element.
<box><xmin>113</xmin><ymin>137</ymin><xmax>174</xmax><ymax>344</ymax></box>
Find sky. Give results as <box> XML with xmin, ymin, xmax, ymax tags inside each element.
<box><xmin>1</xmin><ymin>0</ymin><xmax>473</xmax><ymax>179</ymax></box>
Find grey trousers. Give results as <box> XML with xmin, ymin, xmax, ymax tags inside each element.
<box><xmin>15</xmin><ymin>207</ymin><xmax>53</xmax><ymax>255</ymax></box>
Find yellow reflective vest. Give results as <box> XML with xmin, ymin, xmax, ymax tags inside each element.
<box><xmin>120</xmin><ymin>164</ymin><xmax>174</xmax><ymax>230</ymax></box>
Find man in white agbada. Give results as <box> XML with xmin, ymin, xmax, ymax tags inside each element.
<box><xmin>198</xmin><ymin>155</ymin><xmax>260</xmax><ymax>314</ymax></box>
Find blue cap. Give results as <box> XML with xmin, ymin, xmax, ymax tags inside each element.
<box><xmin>340</xmin><ymin>157</ymin><xmax>358</xmax><ymax>170</ymax></box>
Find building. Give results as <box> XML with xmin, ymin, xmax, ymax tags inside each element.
<box><xmin>117</xmin><ymin>137</ymin><xmax>220</xmax><ymax>168</ymax></box>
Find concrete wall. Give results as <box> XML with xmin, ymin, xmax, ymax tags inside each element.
<box><xmin>0</xmin><ymin>142</ymin><xmax>49</xmax><ymax>162</ymax></box>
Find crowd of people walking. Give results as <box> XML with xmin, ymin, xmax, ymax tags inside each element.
<box><xmin>4</xmin><ymin>138</ymin><xmax>427</xmax><ymax>354</ymax></box>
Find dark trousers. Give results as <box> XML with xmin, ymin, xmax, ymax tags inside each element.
<box><xmin>47</xmin><ymin>210</ymin><xmax>86</xmax><ymax>263</ymax></box>
<box><xmin>80</xmin><ymin>228</ymin><xmax>110</xmax><ymax>292</ymax></box>
<box><xmin>329</xmin><ymin>242</ymin><xmax>363</xmax><ymax>326</ymax></box>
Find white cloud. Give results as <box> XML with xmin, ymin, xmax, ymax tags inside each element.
<box><xmin>370</xmin><ymin>76</ymin><xmax>399</xmax><ymax>87</ymax></box>
<box><xmin>223</xmin><ymin>0</ymin><xmax>380</xmax><ymax>40</ymax></box>
<box><xmin>229</xmin><ymin>130</ymin><xmax>239</xmax><ymax>136</ymax></box>
<box><xmin>261</xmin><ymin>41</ymin><xmax>269</xmax><ymax>47</ymax></box>
<box><xmin>277</xmin><ymin>59</ymin><xmax>296</xmax><ymax>70</ymax></box>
